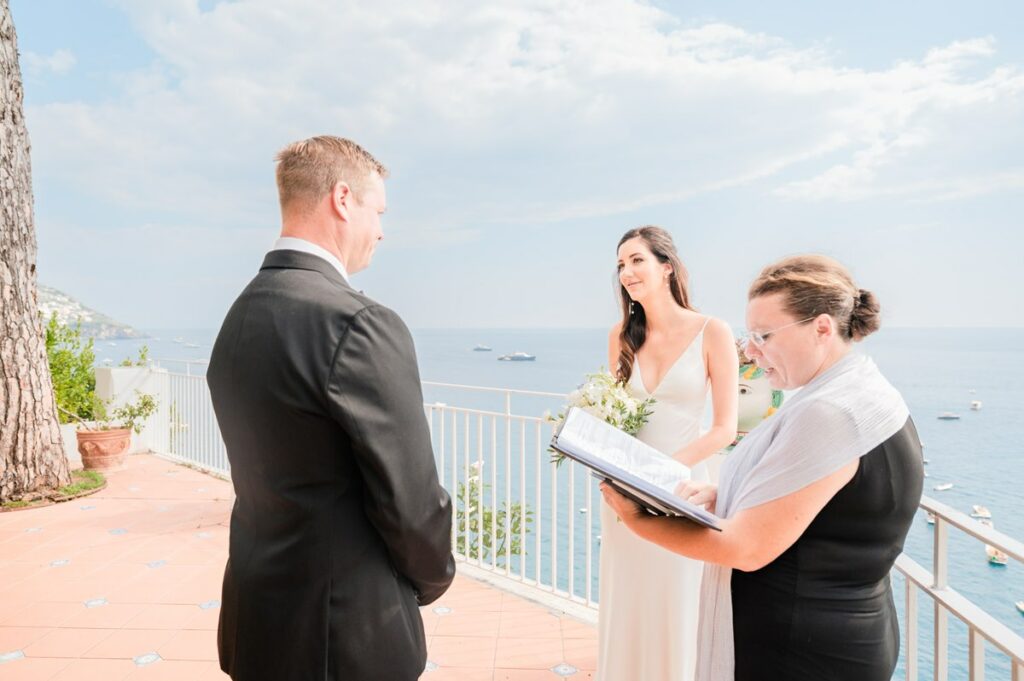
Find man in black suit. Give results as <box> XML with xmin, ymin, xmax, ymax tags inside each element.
<box><xmin>208</xmin><ymin>136</ymin><xmax>455</xmax><ymax>680</ymax></box>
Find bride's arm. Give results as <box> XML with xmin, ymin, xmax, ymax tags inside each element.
<box><xmin>672</xmin><ymin>318</ymin><xmax>738</xmax><ymax>467</ymax></box>
<box><xmin>601</xmin><ymin>459</ymin><xmax>857</xmax><ymax>570</ymax></box>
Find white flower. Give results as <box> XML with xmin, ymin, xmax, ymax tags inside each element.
<box><xmin>550</xmin><ymin>367</ymin><xmax>656</xmax><ymax>465</ymax></box>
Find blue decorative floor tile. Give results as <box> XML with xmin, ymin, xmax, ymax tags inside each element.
<box><xmin>109</xmin><ymin>528</ymin><xmax>128</xmax><ymax>535</ymax></box>
<box><xmin>79</xmin><ymin>505</ymin><xmax>95</xmax><ymax>510</ymax></box>
<box><xmin>49</xmin><ymin>559</ymin><xmax>70</xmax><ymax>567</ymax></box>
<box><xmin>424</xmin><ymin>660</ymin><xmax>438</xmax><ymax>672</ymax></box>
<box><xmin>199</xmin><ymin>600</ymin><xmax>220</xmax><ymax>610</ymax></box>
<box><xmin>551</xmin><ymin>663</ymin><xmax>578</xmax><ymax>677</ymax></box>
<box><xmin>84</xmin><ymin>598</ymin><xmax>108</xmax><ymax>608</ymax></box>
<box><xmin>0</xmin><ymin>651</ymin><xmax>25</xmax><ymax>664</ymax></box>
<box><xmin>24</xmin><ymin>527</ymin><xmax>42</xmax><ymax>534</ymax></box>
<box><xmin>195</xmin><ymin>531</ymin><xmax>211</xmax><ymax>539</ymax></box>
<box><xmin>432</xmin><ymin>606</ymin><xmax>452</xmax><ymax>615</ymax></box>
<box><xmin>133</xmin><ymin>652</ymin><xmax>161</xmax><ymax>666</ymax></box>
<box><xmin>147</xmin><ymin>560</ymin><xmax>167</xmax><ymax>569</ymax></box>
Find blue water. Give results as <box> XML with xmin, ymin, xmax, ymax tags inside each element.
<box><xmin>103</xmin><ymin>326</ymin><xmax>1024</xmax><ymax>678</ymax></box>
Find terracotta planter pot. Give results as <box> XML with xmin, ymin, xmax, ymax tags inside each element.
<box><xmin>76</xmin><ymin>428</ymin><xmax>132</xmax><ymax>471</ymax></box>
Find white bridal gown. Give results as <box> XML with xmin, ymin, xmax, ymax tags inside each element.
<box><xmin>597</xmin><ymin>321</ymin><xmax>711</xmax><ymax>681</ymax></box>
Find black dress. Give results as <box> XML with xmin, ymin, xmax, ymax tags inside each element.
<box><xmin>731</xmin><ymin>416</ymin><xmax>924</xmax><ymax>681</ymax></box>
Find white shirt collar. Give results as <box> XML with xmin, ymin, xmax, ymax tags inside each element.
<box><xmin>271</xmin><ymin>237</ymin><xmax>350</xmax><ymax>283</ymax></box>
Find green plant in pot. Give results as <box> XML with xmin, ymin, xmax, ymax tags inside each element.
<box><xmin>74</xmin><ymin>392</ymin><xmax>159</xmax><ymax>471</ymax></box>
<box><xmin>45</xmin><ymin>314</ymin><xmax>156</xmax><ymax>471</ymax></box>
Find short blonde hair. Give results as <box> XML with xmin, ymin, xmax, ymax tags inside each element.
<box><xmin>748</xmin><ymin>254</ymin><xmax>881</xmax><ymax>341</ymax></box>
<box><xmin>274</xmin><ymin>136</ymin><xmax>388</xmax><ymax>212</ymax></box>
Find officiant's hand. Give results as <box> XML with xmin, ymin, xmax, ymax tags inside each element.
<box><xmin>599</xmin><ymin>482</ymin><xmax>644</xmax><ymax>524</ymax></box>
<box><xmin>675</xmin><ymin>480</ymin><xmax>717</xmax><ymax>512</ymax></box>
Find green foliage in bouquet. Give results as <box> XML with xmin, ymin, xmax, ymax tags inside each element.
<box><xmin>546</xmin><ymin>369</ymin><xmax>655</xmax><ymax>465</ymax></box>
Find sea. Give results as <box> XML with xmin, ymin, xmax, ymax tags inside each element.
<box><xmin>92</xmin><ymin>327</ymin><xmax>1024</xmax><ymax>679</ymax></box>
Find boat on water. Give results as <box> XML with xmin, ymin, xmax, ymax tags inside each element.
<box><xmin>922</xmin><ymin>457</ymin><xmax>930</xmax><ymax>464</ymax></box>
<box><xmin>971</xmin><ymin>505</ymin><xmax>992</xmax><ymax>519</ymax></box>
<box><xmin>971</xmin><ymin>400</ymin><xmax>983</xmax><ymax>410</ymax></box>
<box><xmin>937</xmin><ymin>412</ymin><xmax>961</xmax><ymax>421</ymax></box>
<box><xmin>498</xmin><ymin>352</ymin><xmax>536</xmax><ymax>362</ymax></box>
<box><xmin>926</xmin><ymin>513</ymin><xmax>936</xmax><ymax>525</ymax></box>
<box><xmin>1017</xmin><ymin>601</ymin><xmax>1024</xmax><ymax>615</ymax></box>
<box><xmin>934</xmin><ymin>483</ymin><xmax>954</xmax><ymax>491</ymax></box>
<box><xmin>173</xmin><ymin>337</ymin><xmax>185</xmax><ymax>344</ymax></box>
<box><xmin>473</xmin><ymin>344</ymin><xmax>492</xmax><ymax>352</ymax></box>
<box><xmin>184</xmin><ymin>343</ymin><xmax>200</xmax><ymax>349</ymax></box>
<box><xmin>987</xmin><ymin>545</ymin><xmax>1009</xmax><ymax>566</ymax></box>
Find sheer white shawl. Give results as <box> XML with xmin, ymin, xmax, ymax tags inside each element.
<box><xmin>694</xmin><ymin>352</ymin><xmax>910</xmax><ymax>681</ymax></box>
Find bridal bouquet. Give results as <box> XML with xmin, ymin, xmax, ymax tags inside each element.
<box><xmin>546</xmin><ymin>370</ymin><xmax>655</xmax><ymax>465</ymax></box>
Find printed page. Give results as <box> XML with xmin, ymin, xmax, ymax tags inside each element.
<box><xmin>556</xmin><ymin>407</ymin><xmax>690</xmax><ymax>493</ymax></box>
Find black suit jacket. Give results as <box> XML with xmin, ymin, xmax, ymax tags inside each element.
<box><xmin>207</xmin><ymin>250</ymin><xmax>455</xmax><ymax>681</ymax></box>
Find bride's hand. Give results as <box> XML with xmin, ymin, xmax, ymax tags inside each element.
<box><xmin>674</xmin><ymin>480</ymin><xmax>717</xmax><ymax>511</ymax></box>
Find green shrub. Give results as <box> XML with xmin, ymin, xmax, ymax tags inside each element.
<box><xmin>44</xmin><ymin>313</ymin><xmax>97</xmax><ymax>423</ymax></box>
<box><xmin>45</xmin><ymin>314</ymin><xmax>156</xmax><ymax>429</ymax></box>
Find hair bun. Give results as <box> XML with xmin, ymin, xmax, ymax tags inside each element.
<box><xmin>849</xmin><ymin>288</ymin><xmax>880</xmax><ymax>341</ymax></box>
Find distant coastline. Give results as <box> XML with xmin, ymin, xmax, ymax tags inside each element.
<box><xmin>37</xmin><ymin>285</ymin><xmax>147</xmax><ymax>340</ymax></box>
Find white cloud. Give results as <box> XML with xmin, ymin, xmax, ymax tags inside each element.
<box><xmin>22</xmin><ymin>0</ymin><xmax>1015</xmax><ymax>238</ymax></box>
<box><xmin>23</xmin><ymin>0</ymin><xmax>1024</xmax><ymax>231</ymax></box>
<box><xmin>22</xmin><ymin>48</ymin><xmax>76</xmax><ymax>76</ymax></box>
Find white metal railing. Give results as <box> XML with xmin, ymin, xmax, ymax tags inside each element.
<box><xmin>153</xmin><ymin>370</ymin><xmax>1024</xmax><ymax>673</ymax></box>
<box><xmin>151</xmin><ymin>357</ymin><xmax>209</xmax><ymax>376</ymax></box>
<box><xmin>163</xmin><ymin>371</ymin><xmax>230</xmax><ymax>475</ymax></box>
<box><xmin>893</xmin><ymin>498</ymin><xmax>1024</xmax><ymax>680</ymax></box>
<box><xmin>420</xmin><ymin>382</ymin><xmax>599</xmax><ymax>618</ymax></box>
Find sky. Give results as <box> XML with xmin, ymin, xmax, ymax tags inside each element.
<box><xmin>10</xmin><ymin>0</ymin><xmax>1024</xmax><ymax>331</ymax></box>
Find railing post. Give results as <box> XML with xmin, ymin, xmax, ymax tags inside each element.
<box><xmin>934</xmin><ymin>518</ymin><xmax>949</xmax><ymax>681</ymax></box>
<box><xmin>969</xmin><ymin>627</ymin><xmax>984</xmax><ymax>681</ymax></box>
<box><xmin>906</xmin><ymin>578</ymin><xmax>918</xmax><ymax>681</ymax></box>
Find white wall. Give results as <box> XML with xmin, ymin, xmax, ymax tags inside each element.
<box><xmin>93</xmin><ymin>366</ymin><xmax>170</xmax><ymax>455</ymax></box>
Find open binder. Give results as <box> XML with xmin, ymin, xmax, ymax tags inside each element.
<box><xmin>550</xmin><ymin>407</ymin><xmax>722</xmax><ymax>531</ymax></box>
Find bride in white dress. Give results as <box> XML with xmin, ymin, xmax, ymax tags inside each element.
<box><xmin>597</xmin><ymin>226</ymin><xmax>738</xmax><ymax>681</ymax></box>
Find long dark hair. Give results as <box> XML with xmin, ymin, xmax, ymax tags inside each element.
<box><xmin>615</xmin><ymin>226</ymin><xmax>695</xmax><ymax>383</ymax></box>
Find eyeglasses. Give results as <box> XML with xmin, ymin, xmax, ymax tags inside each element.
<box><xmin>741</xmin><ymin>316</ymin><xmax>817</xmax><ymax>349</ymax></box>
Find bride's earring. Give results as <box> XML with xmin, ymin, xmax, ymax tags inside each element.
<box><xmin>629</xmin><ymin>301</ymin><xmax>635</xmax><ymax>315</ymax></box>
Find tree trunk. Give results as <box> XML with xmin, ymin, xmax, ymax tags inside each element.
<box><xmin>0</xmin><ymin>0</ymin><xmax>71</xmax><ymax>502</ymax></box>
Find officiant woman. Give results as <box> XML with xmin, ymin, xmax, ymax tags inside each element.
<box><xmin>600</xmin><ymin>254</ymin><xmax>924</xmax><ymax>681</ymax></box>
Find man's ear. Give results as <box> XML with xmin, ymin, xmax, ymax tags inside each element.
<box><xmin>332</xmin><ymin>181</ymin><xmax>352</xmax><ymax>222</ymax></box>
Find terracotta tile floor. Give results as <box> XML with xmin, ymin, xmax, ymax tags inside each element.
<box><xmin>0</xmin><ymin>455</ymin><xmax>596</xmax><ymax>680</ymax></box>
